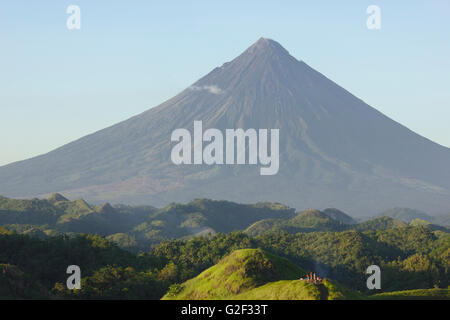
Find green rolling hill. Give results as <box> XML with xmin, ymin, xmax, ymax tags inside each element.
<box><xmin>354</xmin><ymin>216</ymin><xmax>408</xmax><ymax>231</ymax></box>
<box><xmin>245</xmin><ymin>209</ymin><xmax>351</xmax><ymax>236</ymax></box>
<box><xmin>245</xmin><ymin>210</ymin><xmax>417</xmax><ymax>236</ymax></box>
<box><xmin>323</xmin><ymin>208</ymin><xmax>357</xmax><ymax>225</ymax></box>
<box><xmin>162</xmin><ymin>248</ymin><xmax>306</xmax><ymax>300</ymax></box>
<box><xmin>377</xmin><ymin>208</ymin><xmax>433</xmax><ymax>223</ymax></box>
<box><xmin>0</xmin><ymin>194</ymin><xmax>156</xmax><ymax>237</ymax></box>
<box><xmin>162</xmin><ymin>248</ymin><xmax>363</xmax><ymax>300</ymax></box>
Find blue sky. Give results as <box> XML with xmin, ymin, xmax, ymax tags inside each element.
<box><xmin>1</xmin><ymin>0</ymin><xmax>449</xmax><ymax>166</ymax></box>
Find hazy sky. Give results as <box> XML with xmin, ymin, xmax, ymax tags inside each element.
<box><xmin>1</xmin><ymin>0</ymin><xmax>449</xmax><ymax>166</ymax></box>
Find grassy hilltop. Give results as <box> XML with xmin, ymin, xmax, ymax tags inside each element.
<box><xmin>162</xmin><ymin>248</ymin><xmax>306</xmax><ymax>300</ymax></box>
<box><xmin>162</xmin><ymin>248</ymin><xmax>363</xmax><ymax>300</ymax></box>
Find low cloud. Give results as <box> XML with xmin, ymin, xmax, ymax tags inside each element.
<box><xmin>189</xmin><ymin>85</ymin><xmax>224</xmax><ymax>94</ymax></box>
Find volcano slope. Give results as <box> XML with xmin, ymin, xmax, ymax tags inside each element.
<box><xmin>1</xmin><ymin>38</ymin><xmax>450</xmax><ymax>216</ymax></box>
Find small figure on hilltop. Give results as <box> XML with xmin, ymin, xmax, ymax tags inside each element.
<box><xmin>300</xmin><ymin>272</ymin><xmax>323</xmax><ymax>284</ymax></box>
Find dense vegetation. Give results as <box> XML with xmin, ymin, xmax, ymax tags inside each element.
<box><xmin>0</xmin><ymin>227</ymin><xmax>448</xmax><ymax>299</ymax></box>
<box><xmin>0</xmin><ymin>195</ymin><xmax>294</xmax><ymax>251</ymax></box>
<box><xmin>0</xmin><ymin>195</ymin><xmax>449</xmax><ymax>299</ymax></box>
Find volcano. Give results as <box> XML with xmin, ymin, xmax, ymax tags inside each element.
<box><xmin>1</xmin><ymin>38</ymin><xmax>450</xmax><ymax>216</ymax></box>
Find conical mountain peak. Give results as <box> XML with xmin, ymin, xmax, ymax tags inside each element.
<box><xmin>1</xmin><ymin>38</ymin><xmax>450</xmax><ymax>216</ymax></box>
<box><xmin>241</xmin><ymin>37</ymin><xmax>293</xmax><ymax>60</ymax></box>
<box><xmin>194</xmin><ymin>37</ymin><xmax>300</xmax><ymax>94</ymax></box>
<box><xmin>248</xmin><ymin>37</ymin><xmax>287</xmax><ymax>52</ymax></box>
